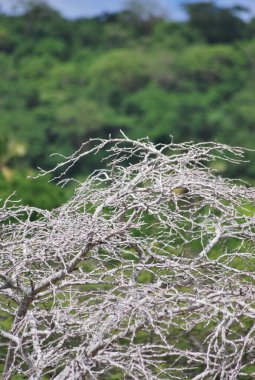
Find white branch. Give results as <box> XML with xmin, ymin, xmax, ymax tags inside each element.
<box><xmin>0</xmin><ymin>137</ymin><xmax>254</xmax><ymax>379</ymax></box>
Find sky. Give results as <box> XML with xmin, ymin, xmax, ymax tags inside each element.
<box><xmin>0</xmin><ymin>0</ymin><xmax>255</xmax><ymax>20</ymax></box>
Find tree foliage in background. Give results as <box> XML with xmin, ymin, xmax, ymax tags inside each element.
<box><xmin>184</xmin><ymin>1</ymin><xmax>247</xmax><ymax>43</ymax></box>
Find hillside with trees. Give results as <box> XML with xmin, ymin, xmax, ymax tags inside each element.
<box><xmin>0</xmin><ymin>0</ymin><xmax>254</xmax><ymax>207</ymax></box>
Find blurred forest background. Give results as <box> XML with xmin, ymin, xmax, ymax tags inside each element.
<box><xmin>0</xmin><ymin>0</ymin><xmax>255</xmax><ymax>209</ymax></box>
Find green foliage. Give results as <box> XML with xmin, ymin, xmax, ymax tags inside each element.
<box><xmin>175</xmin><ymin>44</ymin><xmax>246</xmax><ymax>91</ymax></box>
<box><xmin>184</xmin><ymin>2</ymin><xmax>247</xmax><ymax>43</ymax></box>
<box><xmin>87</xmin><ymin>49</ymin><xmax>150</xmax><ymax>106</ymax></box>
<box><xmin>0</xmin><ymin>171</ymin><xmax>68</xmax><ymax>209</ymax></box>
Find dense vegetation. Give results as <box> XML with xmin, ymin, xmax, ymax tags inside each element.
<box><xmin>0</xmin><ymin>0</ymin><xmax>255</xmax><ymax>208</ymax></box>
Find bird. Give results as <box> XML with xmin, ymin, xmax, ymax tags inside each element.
<box><xmin>171</xmin><ymin>186</ymin><xmax>189</xmax><ymax>195</ymax></box>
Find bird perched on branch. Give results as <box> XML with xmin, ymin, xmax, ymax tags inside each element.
<box><xmin>171</xmin><ymin>187</ymin><xmax>189</xmax><ymax>195</ymax></box>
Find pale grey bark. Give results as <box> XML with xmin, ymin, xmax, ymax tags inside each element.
<box><xmin>0</xmin><ymin>136</ymin><xmax>255</xmax><ymax>379</ymax></box>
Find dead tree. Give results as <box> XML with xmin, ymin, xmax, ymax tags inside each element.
<box><xmin>0</xmin><ymin>136</ymin><xmax>255</xmax><ymax>379</ymax></box>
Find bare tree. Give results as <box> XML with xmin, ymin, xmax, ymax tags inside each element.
<box><xmin>0</xmin><ymin>136</ymin><xmax>255</xmax><ymax>379</ymax></box>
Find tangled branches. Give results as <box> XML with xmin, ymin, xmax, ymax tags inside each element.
<box><xmin>0</xmin><ymin>136</ymin><xmax>255</xmax><ymax>379</ymax></box>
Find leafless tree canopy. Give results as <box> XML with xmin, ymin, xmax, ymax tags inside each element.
<box><xmin>0</xmin><ymin>136</ymin><xmax>255</xmax><ymax>379</ymax></box>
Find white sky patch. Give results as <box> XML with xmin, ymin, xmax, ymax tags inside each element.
<box><xmin>46</xmin><ymin>0</ymin><xmax>125</xmax><ymax>18</ymax></box>
<box><xmin>0</xmin><ymin>0</ymin><xmax>254</xmax><ymax>19</ymax></box>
